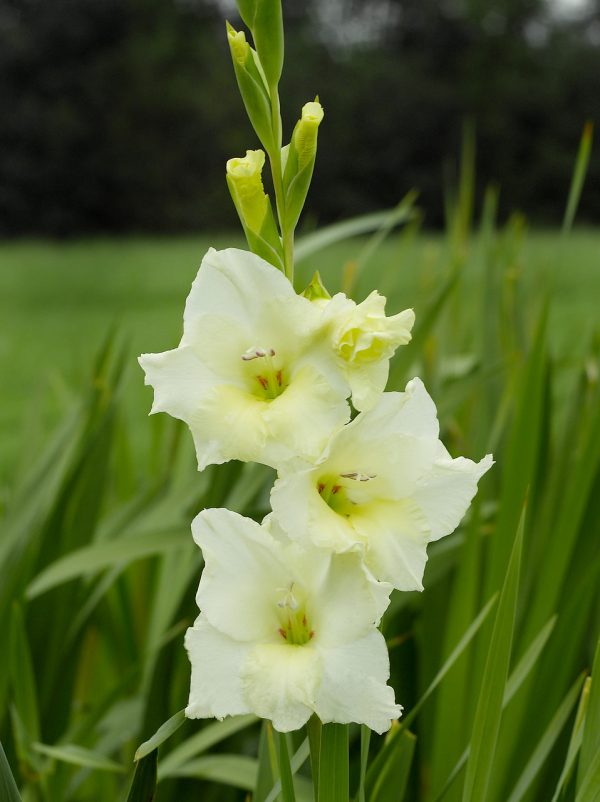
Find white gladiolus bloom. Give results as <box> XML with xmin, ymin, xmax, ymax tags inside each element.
<box><xmin>271</xmin><ymin>378</ymin><xmax>493</xmax><ymax>591</ymax></box>
<box><xmin>184</xmin><ymin>508</ymin><xmax>401</xmax><ymax>733</ymax></box>
<box><xmin>318</xmin><ymin>291</ymin><xmax>415</xmax><ymax>411</ymax></box>
<box><xmin>139</xmin><ymin>248</ymin><xmax>350</xmax><ymax>470</ymax></box>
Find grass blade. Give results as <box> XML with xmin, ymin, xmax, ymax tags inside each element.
<box><xmin>125</xmin><ymin>749</ymin><xmax>157</xmax><ymax>802</ymax></box>
<box><xmin>506</xmin><ymin>673</ymin><xmax>585</xmax><ymax>802</ymax></box>
<box><xmin>276</xmin><ymin>732</ymin><xmax>296</xmax><ymax>802</ymax></box>
<box><xmin>295</xmin><ymin>207</ymin><xmax>415</xmax><ymax>262</ymax></box>
<box><xmin>26</xmin><ymin>528</ymin><xmax>191</xmax><ymax>599</ymax></box>
<box><xmin>368</xmin><ymin>728</ymin><xmax>416</xmax><ymax>802</ymax></box>
<box><xmin>357</xmin><ymin>725</ymin><xmax>371</xmax><ymax>802</ymax></box>
<box><xmin>135</xmin><ymin>709</ymin><xmax>186</xmax><ymax>761</ymax></box>
<box><xmin>0</xmin><ymin>741</ymin><xmax>23</xmax><ymax>802</ymax></box>
<box><xmin>318</xmin><ymin>723</ymin><xmax>349</xmax><ymax>802</ymax></box>
<box><xmin>562</xmin><ymin>121</ymin><xmax>593</xmax><ymax>234</ymax></box>
<box><xmin>577</xmin><ymin>640</ymin><xmax>600</xmax><ymax>792</ymax></box>
<box><xmin>32</xmin><ymin>742</ymin><xmax>125</xmax><ymax>773</ymax></box>
<box><xmin>462</xmin><ymin>509</ymin><xmax>524</xmax><ymax>801</ymax></box>
<box><xmin>401</xmin><ymin>593</ymin><xmax>497</xmax><ymax>731</ymax></box>
<box><xmin>158</xmin><ymin>714</ymin><xmax>257</xmax><ymax>778</ymax></box>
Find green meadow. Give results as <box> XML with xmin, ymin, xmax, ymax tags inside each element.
<box><xmin>1</xmin><ymin>212</ymin><xmax>600</xmax><ymax>801</ymax></box>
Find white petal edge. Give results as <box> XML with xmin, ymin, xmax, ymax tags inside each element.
<box><xmin>185</xmin><ymin>616</ymin><xmax>252</xmax><ymax>720</ymax></box>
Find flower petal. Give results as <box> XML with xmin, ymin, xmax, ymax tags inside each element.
<box><xmin>352</xmin><ymin>499</ymin><xmax>430</xmax><ymax>591</ymax></box>
<box><xmin>192</xmin><ymin>508</ymin><xmax>288</xmax><ymax>642</ymax></box>
<box><xmin>414</xmin><ymin>454</ymin><xmax>494</xmax><ymax>541</ymax></box>
<box><xmin>314</xmin><ymin>630</ymin><xmax>401</xmax><ymax>734</ymax></box>
<box><xmin>185</xmin><ymin>616</ymin><xmax>252</xmax><ymax>720</ymax></box>
<box><xmin>138</xmin><ymin>345</ymin><xmax>217</xmax><ymax>421</ymax></box>
<box><xmin>309</xmin><ymin>552</ymin><xmax>390</xmax><ymax>645</ymax></box>
<box><xmin>241</xmin><ymin>643</ymin><xmax>322</xmax><ymax>732</ymax></box>
<box><xmin>183</xmin><ymin>248</ymin><xmax>295</xmax><ymax>329</ymax></box>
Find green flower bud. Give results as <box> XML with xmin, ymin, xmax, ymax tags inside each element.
<box><xmin>226</xmin><ymin>22</ymin><xmax>274</xmax><ymax>152</ymax></box>
<box><xmin>226</xmin><ymin>150</ymin><xmax>284</xmax><ymax>271</ymax></box>
<box><xmin>235</xmin><ymin>0</ymin><xmax>284</xmax><ymax>89</ymax></box>
<box><xmin>294</xmin><ymin>101</ymin><xmax>325</xmax><ymax>170</ymax></box>
<box><xmin>227</xmin><ymin>149</ymin><xmax>268</xmax><ymax>232</ymax></box>
<box><xmin>282</xmin><ymin>99</ymin><xmax>325</xmax><ymax>232</ymax></box>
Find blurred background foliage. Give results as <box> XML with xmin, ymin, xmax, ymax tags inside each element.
<box><xmin>0</xmin><ymin>0</ymin><xmax>599</xmax><ymax>235</ymax></box>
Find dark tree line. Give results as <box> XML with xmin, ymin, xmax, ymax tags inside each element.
<box><xmin>0</xmin><ymin>0</ymin><xmax>599</xmax><ymax>235</ymax></box>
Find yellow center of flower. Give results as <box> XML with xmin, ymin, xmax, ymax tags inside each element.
<box><xmin>276</xmin><ymin>584</ymin><xmax>314</xmax><ymax>646</ymax></box>
<box><xmin>241</xmin><ymin>347</ymin><xmax>288</xmax><ymax>400</ymax></box>
<box><xmin>317</xmin><ymin>471</ymin><xmax>376</xmax><ymax>516</ymax></box>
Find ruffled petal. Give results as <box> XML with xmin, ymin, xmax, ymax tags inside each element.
<box><xmin>414</xmin><ymin>454</ymin><xmax>494</xmax><ymax>541</ymax></box>
<box><xmin>240</xmin><ymin>643</ymin><xmax>322</xmax><ymax>732</ymax></box>
<box><xmin>352</xmin><ymin>499</ymin><xmax>430</xmax><ymax>590</ymax></box>
<box><xmin>314</xmin><ymin>630</ymin><xmax>401</xmax><ymax>734</ymax></box>
<box><xmin>185</xmin><ymin>616</ymin><xmax>252</xmax><ymax>720</ymax></box>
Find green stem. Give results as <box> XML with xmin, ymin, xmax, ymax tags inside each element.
<box><xmin>268</xmin><ymin>89</ymin><xmax>294</xmax><ymax>283</ymax></box>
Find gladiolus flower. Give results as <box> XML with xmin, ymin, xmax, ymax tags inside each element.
<box><xmin>271</xmin><ymin>377</ymin><xmax>493</xmax><ymax>591</ymax></box>
<box><xmin>185</xmin><ymin>508</ymin><xmax>401</xmax><ymax>733</ymax></box>
<box><xmin>139</xmin><ymin>248</ymin><xmax>350</xmax><ymax>470</ymax></box>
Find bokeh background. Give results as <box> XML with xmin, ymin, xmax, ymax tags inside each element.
<box><xmin>1</xmin><ymin>0</ymin><xmax>600</xmax><ymax>235</ymax></box>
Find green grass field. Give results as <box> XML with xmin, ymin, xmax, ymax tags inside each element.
<box><xmin>1</xmin><ymin>228</ymin><xmax>598</xmax><ymax>484</ymax></box>
<box><xmin>1</xmin><ymin>220</ymin><xmax>599</xmax><ymax>801</ymax></box>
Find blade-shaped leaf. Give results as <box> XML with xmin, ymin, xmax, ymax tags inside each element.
<box><xmin>135</xmin><ymin>710</ymin><xmax>186</xmax><ymax>761</ymax></box>
<box><xmin>32</xmin><ymin>742</ymin><xmax>125</xmax><ymax>773</ymax></box>
<box><xmin>318</xmin><ymin>724</ymin><xmax>349</xmax><ymax>802</ymax></box>
<box><xmin>125</xmin><ymin>749</ymin><xmax>157</xmax><ymax>802</ymax></box>
<box><xmin>0</xmin><ymin>741</ymin><xmax>22</xmax><ymax>802</ymax></box>
<box><xmin>506</xmin><ymin>673</ymin><xmax>585</xmax><ymax>802</ymax></box>
<box><xmin>462</xmin><ymin>510</ymin><xmax>524</xmax><ymax>801</ymax></box>
<box><xmin>368</xmin><ymin>728</ymin><xmax>416</xmax><ymax>802</ymax></box>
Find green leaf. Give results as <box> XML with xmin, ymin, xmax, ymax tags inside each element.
<box><xmin>164</xmin><ymin>754</ymin><xmax>258</xmax><ymax>790</ymax></box>
<box><xmin>32</xmin><ymin>742</ymin><xmax>125</xmax><ymax>773</ymax></box>
<box><xmin>432</xmin><ymin>614</ymin><xmax>563</xmax><ymax>802</ymax></box>
<box><xmin>563</xmin><ymin>121</ymin><xmax>593</xmax><ymax>234</ymax></box>
<box><xmin>276</xmin><ymin>732</ymin><xmax>296</xmax><ymax>802</ymax></box>
<box><xmin>158</xmin><ymin>714</ymin><xmax>257</xmax><ymax>779</ymax></box>
<box><xmin>125</xmin><ymin>749</ymin><xmax>157</xmax><ymax>802</ymax></box>
<box><xmin>368</xmin><ymin>728</ymin><xmax>416</xmax><ymax>802</ymax></box>
<box><xmin>506</xmin><ymin>673</ymin><xmax>585</xmax><ymax>802</ymax></box>
<box><xmin>401</xmin><ymin>593</ymin><xmax>497</xmax><ymax>731</ymax></box>
<box><xmin>135</xmin><ymin>710</ymin><xmax>186</xmax><ymax>761</ymax></box>
<box><xmin>318</xmin><ymin>723</ymin><xmax>349</xmax><ymax>802</ymax></box>
<box><xmin>357</xmin><ymin>725</ymin><xmax>371</xmax><ymax>802</ymax></box>
<box><xmin>265</xmin><ymin>738</ymin><xmax>310</xmax><ymax>802</ymax></box>
<box><xmin>295</xmin><ymin>207</ymin><xmax>415</xmax><ymax>262</ymax></box>
<box><xmin>577</xmin><ymin>640</ymin><xmax>600</xmax><ymax>792</ymax></box>
<box><xmin>0</xmin><ymin>741</ymin><xmax>22</xmax><ymax>802</ymax></box>
<box><xmin>551</xmin><ymin>677</ymin><xmax>592</xmax><ymax>802</ymax></box>
<box><xmin>462</xmin><ymin>509</ymin><xmax>524</xmax><ymax>802</ymax></box>
<box><xmin>503</xmin><ymin>616</ymin><xmax>557</xmax><ymax>706</ymax></box>
<box><xmin>575</xmin><ymin>748</ymin><xmax>600</xmax><ymax>802</ymax></box>
<box><xmin>26</xmin><ymin>527</ymin><xmax>191</xmax><ymax>599</ymax></box>
<box><xmin>9</xmin><ymin>603</ymin><xmax>40</xmax><ymax>745</ymax></box>
<box><xmin>254</xmin><ymin>721</ymin><xmax>278</xmax><ymax>802</ymax></box>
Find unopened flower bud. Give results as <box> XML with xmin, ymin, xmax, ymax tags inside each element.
<box><xmin>226</xmin><ymin>150</ymin><xmax>268</xmax><ymax>232</ymax></box>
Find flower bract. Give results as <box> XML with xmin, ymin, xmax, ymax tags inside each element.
<box><xmin>185</xmin><ymin>508</ymin><xmax>401</xmax><ymax>733</ymax></box>
<box><xmin>271</xmin><ymin>377</ymin><xmax>493</xmax><ymax>591</ymax></box>
<box><xmin>139</xmin><ymin>247</ymin><xmax>350</xmax><ymax>470</ymax></box>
